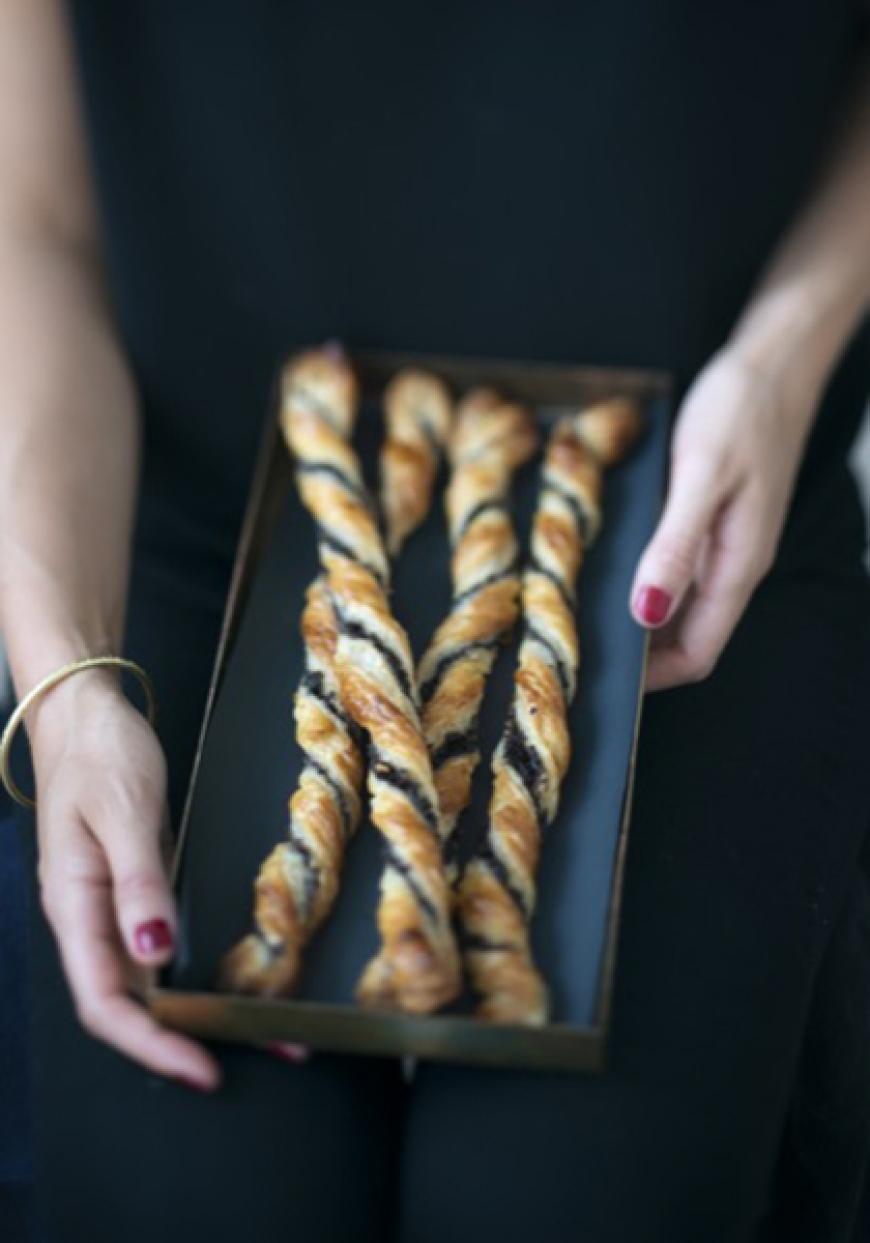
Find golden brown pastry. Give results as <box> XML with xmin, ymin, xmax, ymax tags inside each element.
<box><xmin>221</xmin><ymin>348</ymin><xmax>456</xmax><ymax>1004</ymax></box>
<box><xmin>417</xmin><ymin>388</ymin><xmax>537</xmax><ymax>874</ymax></box>
<box><xmin>455</xmin><ymin>398</ymin><xmax>643</xmax><ymax>1025</ymax></box>
<box><xmin>285</xmin><ymin>346</ymin><xmax>460</xmax><ymax>1013</ymax></box>
<box><xmin>219</xmin><ymin>347</ymin><xmax>364</xmax><ymax>995</ymax></box>
<box><xmin>220</xmin><ymin>575</ymin><xmax>365</xmax><ymax>995</ymax></box>
<box><xmin>380</xmin><ymin>369</ymin><xmax>453</xmax><ymax>556</ymax></box>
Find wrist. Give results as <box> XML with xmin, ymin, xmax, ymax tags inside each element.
<box><xmin>4</xmin><ymin>612</ymin><xmax>122</xmax><ymax>758</ymax></box>
<box><xmin>728</xmin><ymin>265</ymin><xmax>863</xmax><ymax>419</ymax></box>
<box><xmin>730</xmin><ymin>301</ymin><xmax>823</xmax><ymax>402</ymax></box>
<box><xmin>2</xmin><ymin>587</ymin><xmax>123</xmax><ymax>724</ymax></box>
<box><xmin>28</xmin><ymin>663</ymin><xmax>124</xmax><ymax>763</ymax></box>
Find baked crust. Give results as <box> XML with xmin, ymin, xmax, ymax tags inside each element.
<box><xmin>287</xmin><ymin>349</ymin><xmax>459</xmax><ymax>1012</ymax></box>
<box><xmin>221</xmin><ymin>348</ymin><xmax>458</xmax><ymax>1009</ymax></box>
<box><xmin>418</xmin><ymin>388</ymin><xmax>538</xmax><ymax>872</ymax></box>
<box><xmin>456</xmin><ymin>398</ymin><xmax>643</xmax><ymax>1025</ymax></box>
<box><xmin>220</xmin><ymin>575</ymin><xmax>364</xmax><ymax>995</ymax></box>
<box><xmin>219</xmin><ymin>347</ymin><xmax>365</xmax><ymax>996</ymax></box>
<box><xmin>380</xmin><ymin>369</ymin><xmax>453</xmax><ymax>556</ymax></box>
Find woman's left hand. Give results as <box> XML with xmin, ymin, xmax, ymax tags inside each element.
<box><xmin>629</xmin><ymin>343</ymin><xmax>818</xmax><ymax>691</ymax></box>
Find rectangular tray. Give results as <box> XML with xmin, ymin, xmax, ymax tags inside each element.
<box><xmin>148</xmin><ymin>348</ymin><xmax>671</xmax><ymax>1072</ymax></box>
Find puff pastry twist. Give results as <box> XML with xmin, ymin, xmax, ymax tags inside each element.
<box><xmin>286</xmin><ymin>348</ymin><xmax>459</xmax><ymax>1012</ymax></box>
<box><xmin>417</xmin><ymin>388</ymin><xmax>537</xmax><ymax>872</ymax></box>
<box><xmin>220</xmin><ymin>348</ymin><xmax>365</xmax><ymax>995</ymax></box>
<box><xmin>380</xmin><ymin>369</ymin><xmax>453</xmax><ymax>556</ymax></box>
<box><xmin>221</xmin><ymin>349</ymin><xmax>456</xmax><ymax>1005</ymax></box>
<box><xmin>456</xmin><ymin>398</ymin><xmax>643</xmax><ymax>1025</ymax></box>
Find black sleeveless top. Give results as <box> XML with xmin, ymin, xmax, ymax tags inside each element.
<box><xmin>67</xmin><ymin>2</ymin><xmax>870</xmax><ymax>564</ymax></box>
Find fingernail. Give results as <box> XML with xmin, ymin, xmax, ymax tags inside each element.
<box><xmin>134</xmin><ymin>919</ymin><xmax>174</xmax><ymax>957</ymax></box>
<box><xmin>173</xmin><ymin>1074</ymin><xmax>214</xmax><ymax>1094</ymax></box>
<box><xmin>265</xmin><ymin>1041</ymin><xmax>309</xmax><ymax>1065</ymax></box>
<box><xmin>634</xmin><ymin>586</ymin><xmax>672</xmax><ymax>627</ymax></box>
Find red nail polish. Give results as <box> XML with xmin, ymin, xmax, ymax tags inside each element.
<box><xmin>134</xmin><ymin>918</ymin><xmax>173</xmax><ymax>956</ymax></box>
<box><xmin>635</xmin><ymin>586</ymin><xmax>672</xmax><ymax>627</ymax></box>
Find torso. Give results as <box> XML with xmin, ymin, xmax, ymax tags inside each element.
<box><xmin>68</xmin><ymin>1</ymin><xmax>869</xmax><ymax>548</ymax></box>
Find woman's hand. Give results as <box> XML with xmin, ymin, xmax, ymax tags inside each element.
<box><xmin>629</xmin><ymin>344</ymin><xmax>818</xmax><ymax>691</ymax></box>
<box><xmin>30</xmin><ymin>670</ymin><xmax>221</xmax><ymax>1090</ymax></box>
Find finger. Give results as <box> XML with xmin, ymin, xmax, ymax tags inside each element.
<box><xmin>99</xmin><ymin>802</ymin><xmax>178</xmax><ymax>969</ymax></box>
<box><xmin>630</xmin><ymin>454</ymin><xmax>727</xmax><ymax>630</ymax></box>
<box><xmin>46</xmin><ymin>833</ymin><xmax>221</xmax><ymax>1089</ymax></box>
<box><xmin>644</xmin><ymin>500</ymin><xmax>761</xmax><ymax>691</ymax></box>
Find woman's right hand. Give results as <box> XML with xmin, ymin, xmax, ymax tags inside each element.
<box><xmin>30</xmin><ymin>669</ymin><xmax>221</xmax><ymax>1091</ymax></box>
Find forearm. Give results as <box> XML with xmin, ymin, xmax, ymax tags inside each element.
<box><xmin>731</xmin><ymin>57</ymin><xmax>870</xmax><ymax>403</ymax></box>
<box><xmin>0</xmin><ymin>222</ymin><xmax>139</xmax><ymax>739</ymax></box>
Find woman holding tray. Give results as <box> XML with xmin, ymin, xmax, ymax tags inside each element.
<box><xmin>1</xmin><ymin>2</ymin><xmax>870</xmax><ymax>1241</ymax></box>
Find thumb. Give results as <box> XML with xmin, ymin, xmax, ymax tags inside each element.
<box><xmin>630</xmin><ymin>456</ymin><xmax>724</xmax><ymax>629</ymax></box>
<box><xmin>100</xmin><ymin>800</ymin><xmax>177</xmax><ymax>969</ymax></box>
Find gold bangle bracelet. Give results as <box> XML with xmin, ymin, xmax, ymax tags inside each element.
<box><xmin>0</xmin><ymin>656</ymin><xmax>157</xmax><ymax>811</ymax></box>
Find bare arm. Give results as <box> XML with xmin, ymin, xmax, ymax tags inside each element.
<box><xmin>733</xmin><ymin>52</ymin><xmax>870</xmax><ymax>390</ymax></box>
<box><xmin>0</xmin><ymin>0</ymin><xmax>218</xmax><ymax>1088</ymax></box>
<box><xmin>0</xmin><ymin>0</ymin><xmax>135</xmax><ymax>695</ymax></box>
<box><xmin>631</xmin><ymin>49</ymin><xmax>870</xmax><ymax>688</ymax></box>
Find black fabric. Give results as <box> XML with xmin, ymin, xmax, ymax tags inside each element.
<box><xmin>66</xmin><ymin>0</ymin><xmax>870</xmax><ymax>556</ymax></box>
<box><xmin>763</xmin><ymin>841</ymin><xmax>870</xmax><ymax>1243</ymax></box>
<box><xmin>26</xmin><ymin>490</ymin><xmax>870</xmax><ymax>1243</ymax></box>
<box><xmin>17</xmin><ymin>3</ymin><xmax>870</xmax><ymax>1240</ymax></box>
<box><xmin>396</xmin><ymin>564</ymin><xmax>870</xmax><ymax>1243</ymax></box>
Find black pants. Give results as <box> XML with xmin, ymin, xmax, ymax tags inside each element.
<box><xmin>26</xmin><ymin>483</ymin><xmax>870</xmax><ymax>1243</ymax></box>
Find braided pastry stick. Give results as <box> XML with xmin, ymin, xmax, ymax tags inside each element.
<box><xmin>380</xmin><ymin>369</ymin><xmax>453</xmax><ymax>556</ymax></box>
<box><xmin>221</xmin><ymin>349</ymin><xmax>454</xmax><ymax>1000</ymax></box>
<box><xmin>456</xmin><ymin>398</ymin><xmax>643</xmax><ymax>1025</ymax></box>
<box><xmin>283</xmin><ymin>348</ymin><xmax>459</xmax><ymax>1012</ymax></box>
<box><xmin>219</xmin><ymin>575</ymin><xmax>365</xmax><ymax>996</ymax></box>
<box><xmin>418</xmin><ymin>389</ymin><xmax>537</xmax><ymax>872</ymax></box>
<box><xmin>220</xmin><ymin>348</ymin><xmax>364</xmax><ymax>996</ymax></box>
